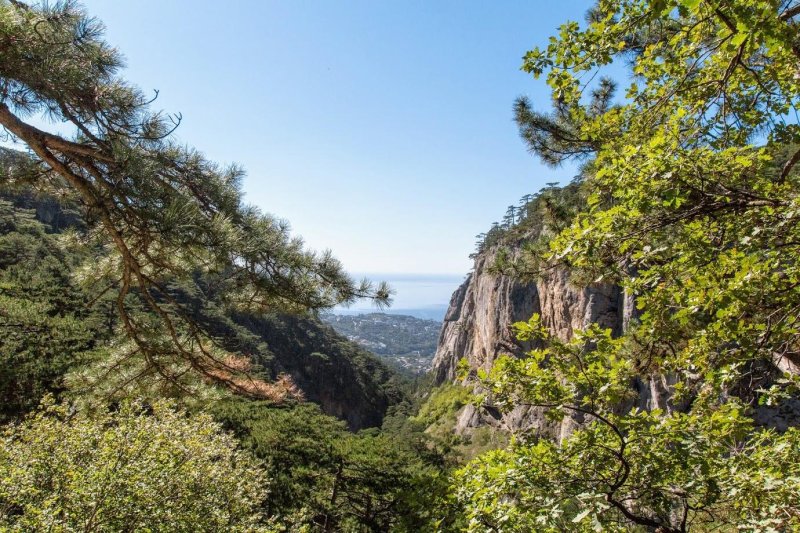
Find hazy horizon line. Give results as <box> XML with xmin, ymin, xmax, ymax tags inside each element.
<box><xmin>349</xmin><ymin>272</ymin><xmax>467</xmax><ymax>281</ymax></box>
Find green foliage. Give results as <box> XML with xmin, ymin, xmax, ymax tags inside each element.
<box><xmin>514</xmin><ymin>77</ymin><xmax>616</xmax><ymax>167</ymax></box>
<box><xmin>0</xmin><ymin>399</ymin><xmax>270</xmax><ymax>531</ymax></box>
<box><xmin>0</xmin><ymin>0</ymin><xmax>391</xmax><ymax>395</ymax></box>
<box><xmin>62</xmin><ymin>269</ymin><xmax>405</xmax><ymax>424</ymax></box>
<box><xmin>488</xmin><ymin>315</ymin><xmax>635</xmax><ymax>418</ymax></box>
<box><xmin>211</xmin><ymin>400</ymin><xmax>345</xmax><ymax>517</ymax></box>
<box><xmin>456</xmin><ymin>317</ymin><xmax>800</xmax><ymax>531</ymax></box>
<box><xmin>0</xmin><ymin>199</ymin><xmax>104</xmax><ymax>421</ymax></box>
<box><xmin>0</xmin><ymin>191</ymin><xmax>426</xmax><ymax>529</ymax></box>
<box><xmin>474</xmin><ymin>182</ymin><xmax>587</xmax><ymax>280</ymax></box>
<box><xmin>455</xmin><ymin>414</ymin><xmax>800</xmax><ymax>532</ymax></box>
<box><xmin>211</xmin><ymin>398</ymin><xmax>447</xmax><ymax>532</ymax></box>
<box><xmin>476</xmin><ymin>182</ymin><xmax>585</xmax><ymax>252</ymax></box>
<box><xmin>0</xmin><ymin>187</ymin><xmax>403</xmax><ymax>429</ymax></box>
<box><xmin>456</xmin><ymin>1</ymin><xmax>800</xmax><ymax>531</ymax></box>
<box><xmin>413</xmin><ymin>383</ymin><xmax>474</xmax><ymax>427</ymax></box>
<box><xmin>411</xmin><ymin>383</ymin><xmax>508</xmax><ymax>462</ymax></box>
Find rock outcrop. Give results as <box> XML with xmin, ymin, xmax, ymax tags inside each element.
<box><xmin>433</xmin><ymin>244</ymin><xmax>800</xmax><ymax>438</ymax></box>
<box><xmin>432</xmin><ymin>246</ymin><xmax>707</xmax><ymax>439</ymax></box>
<box><xmin>431</xmin><ymin>246</ymin><xmax>635</xmax><ymax>438</ymax></box>
<box><xmin>432</xmin><ymin>248</ymin><xmax>630</xmax><ymax>384</ymax></box>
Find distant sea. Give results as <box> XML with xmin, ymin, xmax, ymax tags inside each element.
<box><xmin>334</xmin><ymin>273</ymin><xmax>466</xmax><ymax>321</ymax></box>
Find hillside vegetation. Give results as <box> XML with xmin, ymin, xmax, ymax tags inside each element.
<box><xmin>0</xmin><ymin>162</ymin><xmax>449</xmax><ymax>530</ymax></box>
<box><xmin>1</xmin><ymin>0</ymin><xmax>800</xmax><ymax>531</ymax></box>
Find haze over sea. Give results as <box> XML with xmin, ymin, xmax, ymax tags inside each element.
<box><xmin>335</xmin><ymin>273</ymin><xmax>465</xmax><ymax>320</ymax></box>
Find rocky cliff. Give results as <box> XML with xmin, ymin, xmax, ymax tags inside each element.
<box><xmin>432</xmin><ymin>242</ymin><xmax>800</xmax><ymax>438</ymax></box>
<box><xmin>432</xmin><ymin>247</ymin><xmax>629</xmax><ymax>384</ymax></box>
<box><xmin>430</xmin><ymin>246</ymin><xmax>673</xmax><ymax>439</ymax></box>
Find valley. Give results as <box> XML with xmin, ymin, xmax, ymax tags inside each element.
<box><xmin>2</xmin><ymin>0</ymin><xmax>800</xmax><ymax>531</ymax></box>
<box><xmin>320</xmin><ymin>312</ymin><xmax>441</xmax><ymax>374</ymax></box>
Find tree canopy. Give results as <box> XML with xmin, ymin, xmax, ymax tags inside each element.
<box><xmin>5</xmin><ymin>0</ymin><xmax>800</xmax><ymax>530</ymax></box>
<box><xmin>211</xmin><ymin>398</ymin><xmax>448</xmax><ymax>532</ymax></box>
<box><xmin>0</xmin><ymin>0</ymin><xmax>390</xmax><ymax>398</ymax></box>
<box><xmin>0</xmin><ymin>197</ymin><xmax>107</xmax><ymax>421</ymax></box>
<box><xmin>0</xmin><ymin>399</ymin><xmax>270</xmax><ymax>531</ymax></box>
<box><xmin>456</xmin><ymin>1</ymin><xmax>800</xmax><ymax>531</ymax></box>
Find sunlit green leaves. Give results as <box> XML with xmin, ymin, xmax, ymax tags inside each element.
<box><xmin>459</xmin><ymin>0</ymin><xmax>800</xmax><ymax>530</ymax></box>
<box><xmin>0</xmin><ymin>399</ymin><xmax>271</xmax><ymax>531</ymax></box>
<box><xmin>455</xmin><ymin>392</ymin><xmax>800</xmax><ymax>531</ymax></box>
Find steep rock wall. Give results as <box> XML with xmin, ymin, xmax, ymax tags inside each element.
<box><xmin>432</xmin><ymin>248</ymin><xmax>629</xmax><ymax>384</ymax></box>
<box><xmin>432</xmin><ymin>245</ymin><xmax>800</xmax><ymax>438</ymax></box>
<box><xmin>431</xmin><ymin>247</ymin><xmax>648</xmax><ymax>438</ymax></box>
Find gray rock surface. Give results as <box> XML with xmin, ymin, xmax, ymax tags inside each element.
<box><xmin>434</xmin><ymin>244</ymin><xmax>800</xmax><ymax>438</ymax></box>
<box><xmin>432</xmin><ymin>248</ymin><xmax>628</xmax><ymax>385</ymax></box>
<box><xmin>431</xmin><ymin>247</ymin><xmax>631</xmax><ymax>438</ymax></box>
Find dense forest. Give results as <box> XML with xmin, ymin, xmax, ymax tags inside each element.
<box><xmin>1</xmin><ymin>0</ymin><xmax>800</xmax><ymax>531</ymax></box>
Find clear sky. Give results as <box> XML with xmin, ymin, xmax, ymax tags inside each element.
<box><xmin>72</xmin><ymin>1</ymin><xmax>590</xmax><ymax>275</ymax></box>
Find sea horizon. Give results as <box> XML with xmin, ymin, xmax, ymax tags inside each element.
<box><xmin>336</xmin><ymin>272</ymin><xmax>467</xmax><ymax>320</ymax></box>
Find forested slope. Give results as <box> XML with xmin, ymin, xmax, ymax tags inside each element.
<box><xmin>3</xmin><ymin>0</ymin><xmax>800</xmax><ymax>531</ymax></box>
<box><xmin>0</xmin><ymin>147</ymin><xmax>447</xmax><ymax>532</ymax></box>
<box><xmin>0</xmin><ymin>164</ymin><xmax>404</xmax><ymax>429</ymax></box>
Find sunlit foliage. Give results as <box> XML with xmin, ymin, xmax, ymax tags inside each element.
<box><xmin>456</xmin><ymin>1</ymin><xmax>800</xmax><ymax>530</ymax></box>
<box><xmin>0</xmin><ymin>399</ymin><xmax>270</xmax><ymax>531</ymax></box>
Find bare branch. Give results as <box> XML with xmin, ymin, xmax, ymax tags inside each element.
<box><xmin>779</xmin><ymin>3</ymin><xmax>800</xmax><ymax>21</ymax></box>
<box><xmin>780</xmin><ymin>147</ymin><xmax>800</xmax><ymax>183</ymax></box>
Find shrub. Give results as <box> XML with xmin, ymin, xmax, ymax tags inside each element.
<box><xmin>0</xmin><ymin>399</ymin><xmax>270</xmax><ymax>532</ymax></box>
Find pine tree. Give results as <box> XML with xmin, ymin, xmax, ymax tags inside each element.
<box><xmin>0</xmin><ymin>199</ymin><xmax>103</xmax><ymax>420</ymax></box>
<box><xmin>0</xmin><ymin>1</ymin><xmax>390</xmax><ymax>397</ymax></box>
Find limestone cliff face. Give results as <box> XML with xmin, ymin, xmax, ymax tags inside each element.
<box><xmin>432</xmin><ymin>248</ymin><xmax>629</xmax><ymax>384</ymax></box>
<box><xmin>432</xmin><ymin>245</ymin><xmax>800</xmax><ymax>437</ymax></box>
<box><xmin>431</xmin><ymin>246</ymin><xmax>643</xmax><ymax>438</ymax></box>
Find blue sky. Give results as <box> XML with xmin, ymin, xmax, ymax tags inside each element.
<box><xmin>72</xmin><ymin>1</ymin><xmax>590</xmax><ymax>275</ymax></box>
